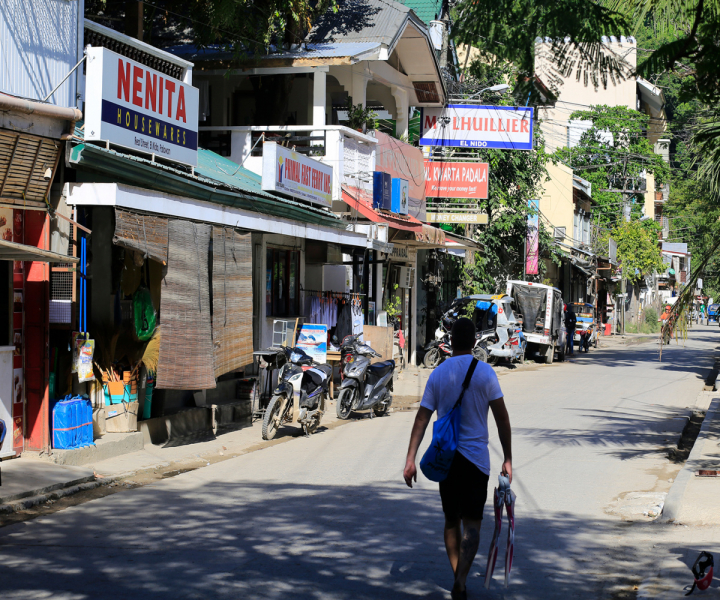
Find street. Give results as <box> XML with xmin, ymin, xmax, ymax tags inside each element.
<box><xmin>1</xmin><ymin>328</ymin><xmax>718</xmax><ymax>599</ymax></box>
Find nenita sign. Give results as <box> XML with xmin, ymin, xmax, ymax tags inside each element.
<box><xmin>262</xmin><ymin>142</ymin><xmax>332</xmax><ymax>208</ymax></box>
<box><xmin>85</xmin><ymin>47</ymin><xmax>199</xmax><ymax>166</ymax></box>
<box><xmin>420</xmin><ymin>105</ymin><xmax>534</xmax><ymax>150</ymax></box>
<box><xmin>424</xmin><ymin>161</ymin><xmax>489</xmax><ymax>199</ymax></box>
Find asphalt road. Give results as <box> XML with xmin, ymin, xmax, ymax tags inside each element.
<box><xmin>1</xmin><ymin>327</ymin><xmax>717</xmax><ymax>600</ymax></box>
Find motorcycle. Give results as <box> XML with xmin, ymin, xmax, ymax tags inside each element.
<box><xmin>336</xmin><ymin>335</ymin><xmax>395</xmax><ymax>419</ymax></box>
<box><xmin>471</xmin><ymin>296</ymin><xmax>526</xmax><ymax>365</ymax></box>
<box><xmin>256</xmin><ymin>346</ymin><xmax>331</xmax><ymax>440</ymax></box>
<box><xmin>422</xmin><ymin>332</ymin><xmax>453</xmax><ymax>368</ymax></box>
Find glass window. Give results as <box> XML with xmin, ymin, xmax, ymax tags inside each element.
<box><xmin>266</xmin><ymin>248</ymin><xmax>300</xmax><ymax>317</ymax></box>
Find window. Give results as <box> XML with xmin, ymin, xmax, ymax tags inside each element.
<box><xmin>266</xmin><ymin>248</ymin><xmax>300</xmax><ymax>317</ymax></box>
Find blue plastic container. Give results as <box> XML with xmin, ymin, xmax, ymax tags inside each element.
<box><xmin>52</xmin><ymin>395</ymin><xmax>94</xmax><ymax>449</ymax></box>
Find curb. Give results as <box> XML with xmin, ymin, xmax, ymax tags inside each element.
<box><xmin>0</xmin><ymin>474</ymin><xmax>97</xmax><ymax>505</ymax></box>
<box><xmin>660</xmin><ymin>396</ymin><xmax>720</xmax><ymax>523</ymax></box>
<box><xmin>0</xmin><ymin>475</ymin><xmax>124</xmax><ymax>515</ymax></box>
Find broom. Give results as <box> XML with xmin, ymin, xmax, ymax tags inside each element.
<box><xmin>141</xmin><ymin>326</ymin><xmax>161</xmax><ymax>375</ymax></box>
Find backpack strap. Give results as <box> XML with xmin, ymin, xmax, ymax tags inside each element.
<box><xmin>453</xmin><ymin>357</ymin><xmax>479</xmax><ymax>409</ymax></box>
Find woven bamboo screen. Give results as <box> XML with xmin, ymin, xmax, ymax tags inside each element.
<box><xmin>113</xmin><ymin>208</ymin><xmax>169</xmax><ymax>264</ymax></box>
<box><xmin>212</xmin><ymin>227</ymin><xmax>253</xmax><ymax>378</ymax></box>
<box><xmin>156</xmin><ymin>220</ymin><xmax>216</xmax><ymax>390</ymax></box>
<box><xmin>0</xmin><ymin>131</ymin><xmax>60</xmax><ymax>205</ymax></box>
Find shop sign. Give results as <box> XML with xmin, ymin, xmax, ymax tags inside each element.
<box><xmin>262</xmin><ymin>142</ymin><xmax>332</xmax><ymax>207</ymax></box>
<box><xmin>425</xmin><ymin>212</ymin><xmax>488</xmax><ymax>224</ymax></box>
<box><xmin>373</xmin><ymin>172</ymin><xmax>392</xmax><ymax>210</ymax></box>
<box><xmin>419</xmin><ymin>105</ymin><xmax>534</xmax><ymax>150</ymax></box>
<box><xmin>391</xmin><ymin>178</ymin><xmax>409</xmax><ymax>215</ymax></box>
<box><xmin>424</xmin><ymin>161</ymin><xmax>489</xmax><ymax>199</ymax></box>
<box><xmin>390</xmin><ymin>245</ymin><xmax>417</xmax><ymax>263</ymax></box>
<box><xmin>85</xmin><ymin>47</ymin><xmax>199</xmax><ymax>167</ymax></box>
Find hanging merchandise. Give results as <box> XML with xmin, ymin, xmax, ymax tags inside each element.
<box><xmin>352</xmin><ymin>295</ymin><xmax>364</xmax><ymax>336</ymax></box>
<box><xmin>72</xmin><ymin>333</ymin><xmax>96</xmax><ymax>383</ymax></box>
<box><xmin>133</xmin><ymin>285</ymin><xmax>157</xmax><ymax>341</ymax></box>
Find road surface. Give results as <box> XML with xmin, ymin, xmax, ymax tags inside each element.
<box><xmin>0</xmin><ymin>328</ymin><xmax>716</xmax><ymax>599</ymax></box>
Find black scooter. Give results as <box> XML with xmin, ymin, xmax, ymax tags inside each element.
<box><xmin>336</xmin><ymin>335</ymin><xmax>395</xmax><ymax>419</ymax></box>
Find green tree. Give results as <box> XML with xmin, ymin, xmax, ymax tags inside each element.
<box><xmin>553</xmin><ymin>105</ymin><xmax>670</xmax><ymax>226</ymax></box>
<box><xmin>606</xmin><ymin>219</ymin><xmax>664</xmax><ymax>281</ymax></box>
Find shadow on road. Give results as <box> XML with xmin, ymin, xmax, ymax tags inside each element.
<box><xmin>0</xmin><ymin>480</ymin><xmax>650</xmax><ymax>600</ymax></box>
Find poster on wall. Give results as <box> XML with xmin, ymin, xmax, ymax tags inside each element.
<box><xmin>0</xmin><ymin>208</ymin><xmax>12</xmax><ymax>241</ymax></box>
<box><xmin>296</xmin><ymin>324</ymin><xmax>328</xmax><ymax>364</ymax></box>
<box><xmin>13</xmin><ymin>368</ymin><xmax>22</xmax><ymax>404</ymax></box>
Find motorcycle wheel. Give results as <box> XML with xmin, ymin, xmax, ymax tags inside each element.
<box><xmin>373</xmin><ymin>394</ymin><xmax>391</xmax><ymax>417</ymax></box>
<box><xmin>336</xmin><ymin>388</ymin><xmax>355</xmax><ymax>420</ymax></box>
<box><xmin>472</xmin><ymin>345</ymin><xmax>489</xmax><ymax>363</ymax></box>
<box><xmin>262</xmin><ymin>395</ymin><xmax>284</xmax><ymax>440</ymax></box>
<box><xmin>423</xmin><ymin>347</ymin><xmax>441</xmax><ymax>369</ymax></box>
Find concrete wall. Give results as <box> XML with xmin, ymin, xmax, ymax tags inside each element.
<box><xmin>540</xmin><ymin>161</ymin><xmax>575</xmax><ymax>241</ymax></box>
<box><xmin>536</xmin><ymin>40</ymin><xmax>637</xmax><ymax>152</ymax></box>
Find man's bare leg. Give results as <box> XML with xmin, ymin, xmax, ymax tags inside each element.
<box><xmin>452</xmin><ymin>518</ymin><xmax>482</xmax><ymax>593</ymax></box>
<box><xmin>443</xmin><ymin>517</ymin><xmax>461</xmax><ymax>575</ymax></box>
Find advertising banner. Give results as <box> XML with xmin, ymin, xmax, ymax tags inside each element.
<box><xmin>420</xmin><ymin>105</ymin><xmax>534</xmax><ymax>150</ymax></box>
<box><xmin>391</xmin><ymin>178</ymin><xmax>409</xmax><ymax>215</ymax></box>
<box><xmin>297</xmin><ymin>324</ymin><xmax>328</xmax><ymax>364</ymax></box>
<box><xmin>85</xmin><ymin>47</ymin><xmax>199</xmax><ymax>166</ymax></box>
<box><xmin>526</xmin><ymin>199</ymin><xmax>540</xmax><ymax>275</ymax></box>
<box><xmin>424</xmin><ymin>161</ymin><xmax>489</xmax><ymax>199</ymax></box>
<box><xmin>262</xmin><ymin>142</ymin><xmax>333</xmax><ymax>207</ymax></box>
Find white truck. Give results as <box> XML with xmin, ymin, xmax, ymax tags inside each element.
<box><xmin>506</xmin><ymin>280</ymin><xmax>567</xmax><ymax>364</ymax></box>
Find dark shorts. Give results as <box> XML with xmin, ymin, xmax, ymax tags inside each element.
<box><xmin>439</xmin><ymin>451</ymin><xmax>489</xmax><ymax>522</ymax></box>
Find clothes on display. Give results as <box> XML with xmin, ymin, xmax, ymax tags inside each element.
<box><xmin>302</xmin><ymin>289</ymin><xmax>364</xmax><ymax>343</ymax></box>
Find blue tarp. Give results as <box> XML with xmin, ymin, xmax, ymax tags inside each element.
<box><xmin>52</xmin><ymin>396</ymin><xmax>94</xmax><ymax>450</ymax></box>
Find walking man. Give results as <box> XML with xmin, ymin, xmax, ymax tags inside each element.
<box><xmin>403</xmin><ymin>318</ymin><xmax>512</xmax><ymax>599</ymax></box>
<box><xmin>565</xmin><ymin>304</ymin><xmax>577</xmax><ymax>355</ymax></box>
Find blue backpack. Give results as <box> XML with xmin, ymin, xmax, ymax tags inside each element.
<box><xmin>420</xmin><ymin>358</ymin><xmax>479</xmax><ymax>482</ymax></box>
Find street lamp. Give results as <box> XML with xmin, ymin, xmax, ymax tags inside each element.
<box><xmin>468</xmin><ymin>84</ymin><xmax>511</xmax><ymax>99</ymax></box>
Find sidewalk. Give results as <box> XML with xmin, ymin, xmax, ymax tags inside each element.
<box><xmin>0</xmin><ymin>397</ymin><xmax>354</xmax><ymax>513</ymax></box>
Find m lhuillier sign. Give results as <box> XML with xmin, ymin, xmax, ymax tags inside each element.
<box><xmin>419</xmin><ymin>105</ymin><xmax>533</xmax><ymax>150</ymax></box>
<box><xmin>85</xmin><ymin>47</ymin><xmax>199</xmax><ymax>166</ymax></box>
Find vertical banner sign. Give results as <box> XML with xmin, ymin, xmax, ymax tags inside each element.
<box><xmin>526</xmin><ymin>199</ymin><xmax>540</xmax><ymax>275</ymax></box>
<box><xmin>85</xmin><ymin>47</ymin><xmax>199</xmax><ymax>167</ymax></box>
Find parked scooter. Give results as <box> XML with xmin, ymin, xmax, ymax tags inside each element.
<box><xmin>471</xmin><ymin>296</ymin><xmax>526</xmax><ymax>365</ymax></box>
<box><xmin>336</xmin><ymin>335</ymin><xmax>395</xmax><ymax>419</ymax></box>
<box><xmin>257</xmin><ymin>346</ymin><xmax>331</xmax><ymax>440</ymax></box>
<box><xmin>422</xmin><ymin>332</ymin><xmax>453</xmax><ymax>368</ymax></box>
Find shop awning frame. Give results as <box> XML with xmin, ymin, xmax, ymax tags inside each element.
<box><xmin>0</xmin><ymin>238</ymin><xmax>79</xmax><ymax>263</ymax></box>
<box><xmin>65</xmin><ymin>182</ymin><xmax>369</xmax><ymax>248</ymax></box>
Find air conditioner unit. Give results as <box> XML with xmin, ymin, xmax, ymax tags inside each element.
<box><xmin>554</xmin><ymin>227</ymin><xmax>566</xmax><ymax>241</ymax></box>
<box><xmin>397</xmin><ymin>266</ymin><xmax>415</xmax><ymax>289</ymax></box>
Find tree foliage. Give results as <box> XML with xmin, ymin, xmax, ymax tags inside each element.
<box><xmin>553</xmin><ymin>105</ymin><xmax>670</xmax><ymax>226</ymax></box>
<box><xmin>606</xmin><ymin>219</ymin><xmax>664</xmax><ymax>281</ymax></box>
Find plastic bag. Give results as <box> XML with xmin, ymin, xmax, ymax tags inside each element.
<box><xmin>74</xmin><ymin>337</ymin><xmax>95</xmax><ymax>383</ymax></box>
<box><xmin>133</xmin><ymin>286</ymin><xmax>156</xmax><ymax>341</ymax></box>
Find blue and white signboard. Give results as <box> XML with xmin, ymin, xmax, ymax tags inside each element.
<box><xmin>419</xmin><ymin>105</ymin><xmax>534</xmax><ymax>150</ymax></box>
<box><xmin>297</xmin><ymin>324</ymin><xmax>328</xmax><ymax>364</ymax></box>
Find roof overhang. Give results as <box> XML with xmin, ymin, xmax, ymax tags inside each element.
<box><xmin>0</xmin><ymin>239</ymin><xmax>78</xmax><ymax>264</ymax></box>
<box><xmin>65</xmin><ymin>182</ymin><xmax>369</xmax><ymax>247</ymax></box>
<box><xmin>637</xmin><ymin>77</ymin><xmax>665</xmax><ymax>113</ymax></box>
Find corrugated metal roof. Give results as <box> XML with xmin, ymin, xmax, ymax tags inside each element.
<box><xmin>270</xmin><ymin>42</ymin><xmax>382</xmax><ymax>59</ymax></box>
<box><xmin>662</xmin><ymin>242</ymin><xmax>688</xmax><ymax>254</ymax></box>
<box><xmin>395</xmin><ymin>0</ymin><xmax>441</xmax><ymax>24</ymax></box>
<box><xmin>310</xmin><ymin>0</ymin><xmax>411</xmax><ymax>46</ymax></box>
<box><xmin>70</xmin><ymin>125</ymin><xmax>341</xmax><ymax>223</ymax></box>
<box><xmin>0</xmin><ymin>0</ymin><xmax>80</xmax><ymax>108</ymax></box>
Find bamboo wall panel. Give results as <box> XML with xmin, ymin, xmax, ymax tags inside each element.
<box><xmin>0</xmin><ymin>131</ymin><xmax>60</xmax><ymax>202</ymax></box>
<box><xmin>156</xmin><ymin>220</ymin><xmax>216</xmax><ymax>390</ymax></box>
<box><xmin>113</xmin><ymin>208</ymin><xmax>169</xmax><ymax>264</ymax></box>
<box><xmin>212</xmin><ymin>227</ymin><xmax>253</xmax><ymax>378</ymax></box>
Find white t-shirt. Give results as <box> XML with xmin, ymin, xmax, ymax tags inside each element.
<box><xmin>420</xmin><ymin>355</ymin><xmax>503</xmax><ymax>475</ymax></box>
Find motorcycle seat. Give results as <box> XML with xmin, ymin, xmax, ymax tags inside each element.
<box><xmin>367</xmin><ymin>360</ymin><xmax>395</xmax><ymax>377</ymax></box>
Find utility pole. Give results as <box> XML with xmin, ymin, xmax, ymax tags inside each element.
<box><xmin>439</xmin><ymin>0</ymin><xmax>450</xmax><ymax>71</ymax></box>
<box><xmin>620</xmin><ymin>156</ymin><xmax>629</xmax><ymax>335</ymax></box>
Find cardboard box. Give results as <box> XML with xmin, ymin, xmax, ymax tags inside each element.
<box><xmin>105</xmin><ymin>401</ymin><xmax>138</xmax><ymax>433</ymax></box>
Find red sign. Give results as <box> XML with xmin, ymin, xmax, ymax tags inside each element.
<box><xmin>424</xmin><ymin>161</ymin><xmax>489</xmax><ymax>199</ymax></box>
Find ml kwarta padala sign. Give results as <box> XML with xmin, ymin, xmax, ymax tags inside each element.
<box><xmin>85</xmin><ymin>47</ymin><xmax>200</xmax><ymax>166</ymax></box>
